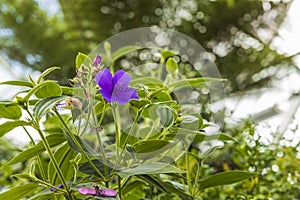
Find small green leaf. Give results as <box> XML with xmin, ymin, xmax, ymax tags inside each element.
<box><xmin>111</xmin><ymin>46</ymin><xmax>141</xmax><ymax>62</ymax></box>
<box><xmin>76</xmin><ymin>52</ymin><xmax>90</xmax><ymax>69</ymax></box>
<box><xmin>34</xmin><ymin>82</ymin><xmax>62</xmax><ymax>98</ymax></box>
<box><xmin>37</xmin><ymin>67</ymin><xmax>60</xmax><ymax>84</ymax></box>
<box><xmin>160</xmin><ymin>49</ymin><xmax>178</xmax><ymax>60</ymax></box>
<box><xmin>129</xmin><ymin>99</ymin><xmax>151</xmax><ymax>109</ymax></box>
<box><xmin>33</xmin><ymin>96</ymin><xmax>68</xmax><ymax>118</ymax></box>
<box><xmin>168</xmin><ymin>77</ymin><xmax>226</xmax><ymax>90</ymax></box>
<box><xmin>157</xmin><ymin>106</ymin><xmax>175</xmax><ymax>127</ymax></box>
<box><xmin>166</xmin><ymin>58</ymin><xmax>178</xmax><ymax>76</ymax></box>
<box><xmin>118</xmin><ymin>162</ymin><xmax>183</xmax><ymax>177</ymax></box>
<box><xmin>0</xmin><ymin>102</ymin><xmax>22</xmax><ymax>119</ymax></box>
<box><xmin>0</xmin><ymin>120</ymin><xmax>30</xmax><ymax>137</ymax></box>
<box><xmin>0</xmin><ymin>80</ymin><xmax>33</xmax><ymax>87</ymax></box>
<box><xmin>199</xmin><ymin>170</ymin><xmax>258</xmax><ymax>190</ymax></box>
<box><xmin>4</xmin><ymin>134</ymin><xmax>66</xmax><ymax>166</ymax></box>
<box><xmin>0</xmin><ymin>183</ymin><xmax>39</xmax><ymax>200</ymax></box>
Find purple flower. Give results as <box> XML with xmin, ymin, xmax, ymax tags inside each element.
<box><xmin>93</xmin><ymin>55</ymin><xmax>102</xmax><ymax>66</ymax></box>
<box><xmin>50</xmin><ymin>184</ymin><xmax>64</xmax><ymax>191</ymax></box>
<box><xmin>95</xmin><ymin>69</ymin><xmax>139</xmax><ymax>104</ymax></box>
<box><xmin>78</xmin><ymin>188</ymin><xmax>117</xmax><ymax>197</ymax></box>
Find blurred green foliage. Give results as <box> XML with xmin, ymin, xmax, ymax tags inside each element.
<box><xmin>0</xmin><ymin>0</ymin><xmax>295</xmax><ymax>91</ymax></box>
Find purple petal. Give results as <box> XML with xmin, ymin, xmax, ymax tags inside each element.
<box><xmin>50</xmin><ymin>184</ymin><xmax>64</xmax><ymax>191</ymax></box>
<box><xmin>113</xmin><ymin>70</ymin><xmax>131</xmax><ymax>87</ymax></box>
<box><xmin>130</xmin><ymin>89</ymin><xmax>139</xmax><ymax>100</ymax></box>
<box><xmin>99</xmin><ymin>189</ymin><xmax>117</xmax><ymax>197</ymax></box>
<box><xmin>112</xmin><ymin>86</ymin><xmax>139</xmax><ymax>104</ymax></box>
<box><xmin>93</xmin><ymin>55</ymin><xmax>102</xmax><ymax>66</ymax></box>
<box><xmin>99</xmin><ymin>89</ymin><xmax>112</xmax><ymax>102</ymax></box>
<box><xmin>78</xmin><ymin>188</ymin><xmax>97</xmax><ymax>195</ymax></box>
<box><xmin>96</xmin><ymin>68</ymin><xmax>113</xmax><ymax>93</ymax></box>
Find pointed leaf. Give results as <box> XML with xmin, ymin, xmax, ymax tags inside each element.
<box><xmin>0</xmin><ymin>183</ymin><xmax>39</xmax><ymax>200</ymax></box>
<box><xmin>33</xmin><ymin>96</ymin><xmax>68</xmax><ymax>118</ymax></box>
<box><xmin>76</xmin><ymin>52</ymin><xmax>91</xmax><ymax>69</ymax></box>
<box><xmin>111</xmin><ymin>46</ymin><xmax>141</xmax><ymax>62</ymax></box>
<box><xmin>0</xmin><ymin>120</ymin><xmax>30</xmax><ymax>137</ymax></box>
<box><xmin>0</xmin><ymin>102</ymin><xmax>22</xmax><ymax>119</ymax></box>
<box><xmin>118</xmin><ymin>162</ymin><xmax>183</xmax><ymax>177</ymax></box>
<box><xmin>133</xmin><ymin>140</ymin><xmax>170</xmax><ymax>153</ymax></box>
<box><xmin>199</xmin><ymin>170</ymin><xmax>258</xmax><ymax>190</ymax></box>
<box><xmin>166</xmin><ymin>58</ymin><xmax>178</xmax><ymax>76</ymax></box>
<box><xmin>4</xmin><ymin>134</ymin><xmax>66</xmax><ymax>166</ymax></box>
<box><xmin>168</xmin><ymin>77</ymin><xmax>226</xmax><ymax>90</ymax></box>
<box><xmin>37</xmin><ymin>67</ymin><xmax>60</xmax><ymax>84</ymax></box>
<box><xmin>0</xmin><ymin>80</ymin><xmax>33</xmax><ymax>87</ymax></box>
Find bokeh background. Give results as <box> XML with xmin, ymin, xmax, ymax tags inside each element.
<box><xmin>1</xmin><ymin>0</ymin><xmax>300</xmax><ymax>199</ymax></box>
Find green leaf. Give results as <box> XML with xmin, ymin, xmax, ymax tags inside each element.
<box><xmin>48</xmin><ymin>143</ymin><xmax>75</xmax><ymax>185</ymax></box>
<box><xmin>4</xmin><ymin>134</ymin><xmax>66</xmax><ymax>166</ymax></box>
<box><xmin>13</xmin><ymin>173</ymin><xmax>36</xmax><ymax>181</ymax></box>
<box><xmin>137</xmin><ymin>175</ymin><xmax>168</xmax><ymax>193</ymax></box>
<box><xmin>79</xmin><ymin>159</ymin><xmax>113</xmax><ymax>176</ymax></box>
<box><xmin>118</xmin><ymin>162</ymin><xmax>183</xmax><ymax>177</ymax></box>
<box><xmin>166</xmin><ymin>58</ymin><xmax>178</xmax><ymax>76</ymax></box>
<box><xmin>34</xmin><ymin>82</ymin><xmax>62</xmax><ymax>98</ymax></box>
<box><xmin>160</xmin><ymin>49</ymin><xmax>178</xmax><ymax>60</ymax></box>
<box><xmin>133</xmin><ymin>140</ymin><xmax>170</xmax><ymax>153</ymax></box>
<box><xmin>0</xmin><ymin>102</ymin><xmax>22</xmax><ymax>119</ymax></box>
<box><xmin>33</xmin><ymin>96</ymin><xmax>68</xmax><ymax>118</ymax></box>
<box><xmin>23</xmin><ymin>81</ymin><xmax>59</xmax><ymax>101</ymax></box>
<box><xmin>168</xmin><ymin>77</ymin><xmax>225</xmax><ymax>90</ymax></box>
<box><xmin>130</xmin><ymin>77</ymin><xmax>164</xmax><ymax>89</ymax></box>
<box><xmin>0</xmin><ymin>80</ymin><xmax>33</xmax><ymax>87</ymax></box>
<box><xmin>0</xmin><ymin>182</ymin><xmax>39</xmax><ymax>200</ymax></box>
<box><xmin>111</xmin><ymin>46</ymin><xmax>141</xmax><ymax>62</ymax></box>
<box><xmin>65</xmin><ymin>134</ymin><xmax>97</xmax><ymax>157</ymax></box>
<box><xmin>198</xmin><ymin>170</ymin><xmax>258</xmax><ymax>190</ymax></box>
<box><xmin>37</xmin><ymin>66</ymin><xmax>60</xmax><ymax>84</ymax></box>
<box><xmin>157</xmin><ymin>106</ymin><xmax>175</xmax><ymax>127</ymax></box>
<box><xmin>0</xmin><ymin>120</ymin><xmax>30</xmax><ymax>137</ymax></box>
<box><xmin>129</xmin><ymin>99</ymin><xmax>151</xmax><ymax>109</ymax></box>
<box><xmin>76</xmin><ymin>52</ymin><xmax>90</xmax><ymax>69</ymax></box>
<box><xmin>27</xmin><ymin>190</ymin><xmax>55</xmax><ymax>200</ymax></box>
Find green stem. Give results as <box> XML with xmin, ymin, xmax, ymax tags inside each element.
<box><xmin>118</xmin><ymin>175</ymin><xmax>122</xmax><ymax>199</ymax></box>
<box><xmin>23</xmin><ymin>127</ymin><xmax>47</xmax><ymax>181</ymax></box>
<box><xmin>185</xmin><ymin>152</ymin><xmax>192</xmax><ymax>196</ymax></box>
<box><xmin>37</xmin><ymin>128</ymin><xmax>74</xmax><ymax>199</ymax></box>
<box><xmin>113</xmin><ymin>109</ymin><xmax>141</xmax><ymax>169</ymax></box>
<box><xmin>25</xmin><ymin>110</ymin><xmax>74</xmax><ymax>199</ymax></box>
<box><xmin>54</xmin><ymin>110</ymin><xmax>106</xmax><ymax>181</ymax></box>
<box><xmin>112</xmin><ymin>103</ymin><xmax>121</xmax><ymax>160</ymax></box>
<box><xmin>90</xmin><ymin>97</ymin><xmax>108</xmax><ymax>178</ymax></box>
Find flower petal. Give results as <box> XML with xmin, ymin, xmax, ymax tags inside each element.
<box><xmin>113</xmin><ymin>70</ymin><xmax>131</xmax><ymax>87</ymax></box>
<box><xmin>130</xmin><ymin>89</ymin><xmax>139</xmax><ymax>100</ymax></box>
<box><xmin>112</xmin><ymin>86</ymin><xmax>139</xmax><ymax>104</ymax></box>
<box><xmin>99</xmin><ymin>89</ymin><xmax>112</xmax><ymax>102</ymax></box>
<box><xmin>78</xmin><ymin>188</ymin><xmax>97</xmax><ymax>195</ymax></box>
<box><xmin>99</xmin><ymin>189</ymin><xmax>117</xmax><ymax>197</ymax></box>
<box><xmin>93</xmin><ymin>55</ymin><xmax>102</xmax><ymax>66</ymax></box>
<box><xmin>95</xmin><ymin>69</ymin><xmax>113</xmax><ymax>93</ymax></box>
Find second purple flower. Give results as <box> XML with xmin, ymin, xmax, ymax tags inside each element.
<box><xmin>95</xmin><ymin>69</ymin><xmax>139</xmax><ymax>104</ymax></box>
